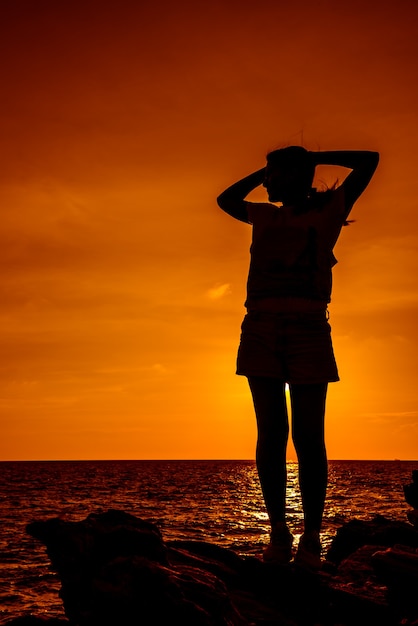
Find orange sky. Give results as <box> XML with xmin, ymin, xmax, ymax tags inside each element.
<box><xmin>1</xmin><ymin>0</ymin><xmax>418</xmax><ymax>460</ymax></box>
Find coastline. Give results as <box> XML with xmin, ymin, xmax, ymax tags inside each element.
<box><xmin>5</xmin><ymin>501</ymin><xmax>418</xmax><ymax>626</ymax></box>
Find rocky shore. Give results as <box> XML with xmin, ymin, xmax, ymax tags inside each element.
<box><xmin>6</xmin><ymin>471</ymin><xmax>418</xmax><ymax>626</ymax></box>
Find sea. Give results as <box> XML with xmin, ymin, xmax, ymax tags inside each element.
<box><xmin>0</xmin><ymin>459</ymin><xmax>416</xmax><ymax>624</ymax></box>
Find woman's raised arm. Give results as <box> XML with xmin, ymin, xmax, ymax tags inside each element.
<box><xmin>217</xmin><ymin>168</ymin><xmax>265</xmax><ymax>223</ymax></box>
<box><xmin>311</xmin><ymin>150</ymin><xmax>379</xmax><ymax>214</ymax></box>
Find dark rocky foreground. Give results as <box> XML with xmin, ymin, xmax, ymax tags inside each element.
<box><xmin>7</xmin><ymin>471</ymin><xmax>418</xmax><ymax>626</ymax></box>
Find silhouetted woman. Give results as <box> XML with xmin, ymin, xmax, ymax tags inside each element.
<box><xmin>217</xmin><ymin>146</ymin><xmax>379</xmax><ymax>569</ymax></box>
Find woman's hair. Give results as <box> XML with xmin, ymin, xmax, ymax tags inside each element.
<box><xmin>266</xmin><ymin>146</ymin><xmax>352</xmax><ymax>226</ymax></box>
<box><xmin>267</xmin><ymin>145</ymin><xmax>314</xmax><ymax>180</ymax></box>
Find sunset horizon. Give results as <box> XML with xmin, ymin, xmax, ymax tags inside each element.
<box><xmin>1</xmin><ymin>456</ymin><xmax>416</xmax><ymax>463</ymax></box>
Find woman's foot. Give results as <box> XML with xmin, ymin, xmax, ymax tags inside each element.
<box><xmin>263</xmin><ymin>522</ymin><xmax>294</xmax><ymax>565</ymax></box>
<box><xmin>294</xmin><ymin>530</ymin><xmax>322</xmax><ymax>571</ymax></box>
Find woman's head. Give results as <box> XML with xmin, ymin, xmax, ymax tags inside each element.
<box><xmin>264</xmin><ymin>146</ymin><xmax>315</xmax><ymax>204</ymax></box>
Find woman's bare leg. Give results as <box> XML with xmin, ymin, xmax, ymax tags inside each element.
<box><xmin>289</xmin><ymin>383</ymin><xmax>328</xmax><ymax>533</ymax></box>
<box><xmin>248</xmin><ymin>376</ymin><xmax>289</xmax><ymax>527</ymax></box>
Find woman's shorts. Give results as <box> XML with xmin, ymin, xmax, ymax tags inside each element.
<box><xmin>236</xmin><ymin>310</ymin><xmax>339</xmax><ymax>383</ymax></box>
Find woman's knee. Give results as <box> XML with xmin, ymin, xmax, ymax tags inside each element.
<box><xmin>290</xmin><ymin>382</ymin><xmax>327</xmax><ymax>453</ymax></box>
<box><xmin>292</xmin><ymin>427</ymin><xmax>325</xmax><ymax>458</ymax></box>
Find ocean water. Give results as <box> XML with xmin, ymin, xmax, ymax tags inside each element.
<box><xmin>0</xmin><ymin>459</ymin><xmax>416</xmax><ymax>624</ymax></box>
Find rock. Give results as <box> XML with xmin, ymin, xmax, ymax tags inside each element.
<box><xmin>325</xmin><ymin>545</ymin><xmax>392</xmax><ymax>625</ymax></box>
<box><xmin>325</xmin><ymin>515</ymin><xmax>418</xmax><ymax>566</ymax></box>
<box><xmin>324</xmin><ymin>515</ymin><xmax>418</xmax><ymax>626</ymax></box>
<box><xmin>372</xmin><ymin>545</ymin><xmax>418</xmax><ymax>621</ymax></box>
<box><xmin>26</xmin><ymin>510</ymin><xmax>246</xmax><ymax>626</ymax></box>
<box><xmin>403</xmin><ymin>470</ymin><xmax>418</xmax><ymax>510</ymax></box>
<box><xmin>404</xmin><ymin>471</ymin><xmax>418</xmax><ymax>530</ymax></box>
<box><xmin>27</xmin><ymin>509</ymin><xmax>168</xmax><ymax>567</ymax></box>
<box><xmin>407</xmin><ymin>509</ymin><xmax>418</xmax><ymax>528</ymax></box>
<box><xmin>14</xmin><ymin>509</ymin><xmax>418</xmax><ymax>626</ymax></box>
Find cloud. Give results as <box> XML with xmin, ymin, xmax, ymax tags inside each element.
<box><xmin>149</xmin><ymin>363</ymin><xmax>170</xmax><ymax>375</ymax></box>
<box><xmin>206</xmin><ymin>283</ymin><xmax>231</xmax><ymax>300</ymax></box>
<box><xmin>361</xmin><ymin>411</ymin><xmax>418</xmax><ymax>424</ymax></box>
